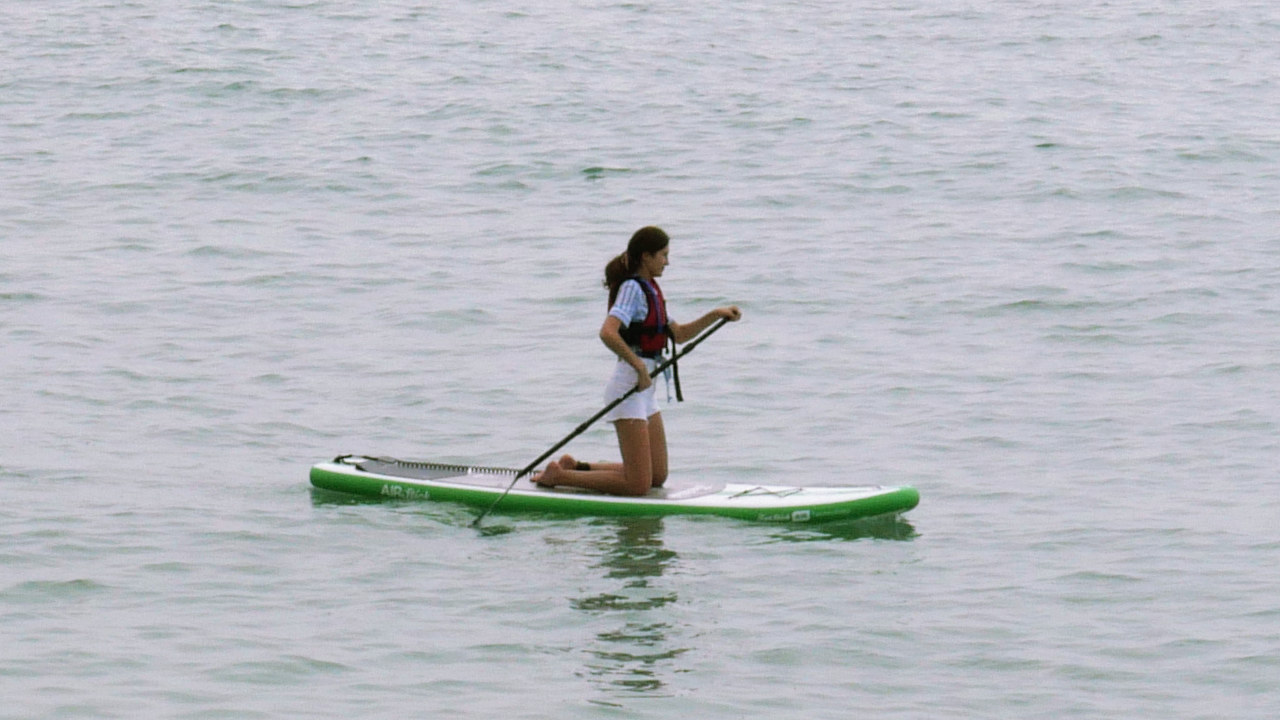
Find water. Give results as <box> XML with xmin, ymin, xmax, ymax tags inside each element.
<box><xmin>3</xmin><ymin>1</ymin><xmax>1279</xmax><ymax>717</ymax></box>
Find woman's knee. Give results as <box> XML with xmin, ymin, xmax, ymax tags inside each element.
<box><xmin>620</xmin><ymin>464</ymin><xmax>653</xmax><ymax>496</ymax></box>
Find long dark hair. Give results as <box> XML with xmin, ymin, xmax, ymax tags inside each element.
<box><xmin>604</xmin><ymin>226</ymin><xmax>669</xmax><ymax>307</ymax></box>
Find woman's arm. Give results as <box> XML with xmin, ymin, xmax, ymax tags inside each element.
<box><xmin>669</xmin><ymin>305</ymin><xmax>742</xmax><ymax>344</ymax></box>
<box><xmin>600</xmin><ymin>314</ymin><xmax>652</xmax><ymax>390</ymax></box>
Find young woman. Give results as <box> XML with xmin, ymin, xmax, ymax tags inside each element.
<box><xmin>531</xmin><ymin>226</ymin><xmax>741</xmax><ymax>496</ymax></box>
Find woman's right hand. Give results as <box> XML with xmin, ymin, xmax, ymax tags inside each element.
<box><xmin>632</xmin><ymin>362</ymin><xmax>652</xmax><ymax>391</ymax></box>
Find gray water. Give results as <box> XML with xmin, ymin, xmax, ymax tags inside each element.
<box><xmin>3</xmin><ymin>1</ymin><xmax>1278</xmax><ymax>717</ymax></box>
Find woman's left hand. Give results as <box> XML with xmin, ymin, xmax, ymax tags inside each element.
<box><xmin>718</xmin><ymin>305</ymin><xmax>742</xmax><ymax>321</ymax></box>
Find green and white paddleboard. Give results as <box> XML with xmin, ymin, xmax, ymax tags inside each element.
<box><xmin>310</xmin><ymin>455</ymin><xmax>920</xmax><ymax>523</ymax></box>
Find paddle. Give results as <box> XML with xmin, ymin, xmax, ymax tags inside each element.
<box><xmin>471</xmin><ymin>316</ymin><xmax>731</xmax><ymax>527</ymax></box>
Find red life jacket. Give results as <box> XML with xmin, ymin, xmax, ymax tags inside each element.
<box><xmin>620</xmin><ymin>277</ymin><xmax>670</xmax><ymax>358</ymax></box>
<box><xmin>619</xmin><ymin>277</ymin><xmax>684</xmax><ymax>401</ymax></box>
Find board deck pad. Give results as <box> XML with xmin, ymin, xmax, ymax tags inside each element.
<box><xmin>310</xmin><ymin>455</ymin><xmax>919</xmax><ymax>523</ymax></box>
<box><xmin>347</xmin><ymin>456</ymin><xmax>729</xmax><ymax>498</ymax></box>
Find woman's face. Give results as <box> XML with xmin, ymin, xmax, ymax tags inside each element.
<box><xmin>641</xmin><ymin>246</ymin><xmax>669</xmax><ymax>278</ymax></box>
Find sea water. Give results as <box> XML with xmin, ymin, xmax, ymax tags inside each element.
<box><xmin>2</xmin><ymin>1</ymin><xmax>1278</xmax><ymax>717</ymax></box>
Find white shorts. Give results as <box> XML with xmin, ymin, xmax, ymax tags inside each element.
<box><xmin>603</xmin><ymin>357</ymin><xmax>661</xmax><ymax>422</ymax></box>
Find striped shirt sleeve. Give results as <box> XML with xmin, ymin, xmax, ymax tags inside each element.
<box><xmin>609</xmin><ymin>279</ymin><xmax>648</xmax><ymax>327</ymax></box>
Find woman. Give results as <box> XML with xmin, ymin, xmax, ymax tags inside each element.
<box><xmin>532</xmin><ymin>226</ymin><xmax>741</xmax><ymax>496</ymax></box>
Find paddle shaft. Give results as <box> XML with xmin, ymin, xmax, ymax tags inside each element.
<box><xmin>471</xmin><ymin>317</ymin><xmax>730</xmax><ymax>527</ymax></box>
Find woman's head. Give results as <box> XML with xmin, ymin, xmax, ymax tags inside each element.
<box><xmin>605</xmin><ymin>226</ymin><xmax>670</xmax><ymax>306</ymax></box>
<box><xmin>624</xmin><ymin>226</ymin><xmax>669</xmax><ymax>263</ymax></box>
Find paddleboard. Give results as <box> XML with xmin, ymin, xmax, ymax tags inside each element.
<box><xmin>310</xmin><ymin>455</ymin><xmax>919</xmax><ymax>523</ymax></box>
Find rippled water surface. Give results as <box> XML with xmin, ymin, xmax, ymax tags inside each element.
<box><xmin>3</xmin><ymin>1</ymin><xmax>1279</xmax><ymax>718</ymax></box>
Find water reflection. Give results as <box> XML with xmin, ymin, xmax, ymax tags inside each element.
<box><xmin>766</xmin><ymin>514</ymin><xmax>918</xmax><ymax>543</ymax></box>
<box><xmin>570</xmin><ymin>517</ymin><xmax>685</xmax><ymax>697</ymax></box>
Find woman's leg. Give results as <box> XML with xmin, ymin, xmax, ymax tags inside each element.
<box><xmin>614</xmin><ymin>419</ymin><xmax>655</xmax><ymax>494</ymax></box>
<box><xmin>646</xmin><ymin>412</ymin><xmax>668</xmax><ymax>487</ymax></box>
<box><xmin>546</xmin><ymin>412</ymin><xmax>667</xmax><ymax>488</ymax></box>
<box><xmin>532</xmin><ymin>419</ymin><xmax>654</xmax><ymax>496</ymax></box>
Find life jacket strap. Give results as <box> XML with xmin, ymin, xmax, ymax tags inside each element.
<box><xmin>666</xmin><ymin>326</ymin><xmax>683</xmax><ymax>402</ymax></box>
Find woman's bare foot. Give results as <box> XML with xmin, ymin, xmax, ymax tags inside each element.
<box><xmin>556</xmin><ymin>454</ymin><xmax>577</xmax><ymax>471</ymax></box>
<box><xmin>531</xmin><ymin>461</ymin><xmax>565</xmax><ymax>487</ymax></box>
